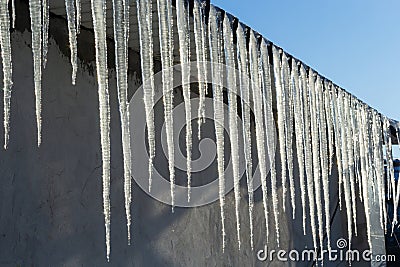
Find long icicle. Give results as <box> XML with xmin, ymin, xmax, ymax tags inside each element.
<box><xmin>272</xmin><ymin>47</ymin><xmax>288</xmax><ymax>212</ymax></box>
<box><xmin>372</xmin><ymin>111</ymin><xmax>386</xmax><ymax>231</ymax></box>
<box><xmin>309</xmin><ymin>71</ymin><xmax>324</xmax><ymax>251</ymax></box>
<box><xmin>261</xmin><ymin>40</ymin><xmax>280</xmax><ymax>246</ymax></box>
<box><xmin>0</xmin><ymin>0</ymin><xmax>13</xmax><ymax>149</ymax></box>
<box><xmin>324</xmin><ymin>82</ymin><xmax>336</xmax><ymax>249</ymax></box>
<box><xmin>200</xmin><ymin>2</ymin><xmax>208</xmax><ymax>98</ymax></box>
<box><xmin>249</xmin><ymin>30</ymin><xmax>269</xmax><ymax>246</ymax></box>
<box><xmin>223</xmin><ymin>15</ymin><xmax>241</xmax><ymax>249</ymax></box>
<box><xmin>354</xmin><ymin>104</ymin><xmax>364</xmax><ymax>202</ymax></box>
<box><xmin>317</xmin><ymin>77</ymin><xmax>331</xmax><ymax>250</ymax></box>
<box><xmin>192</xmin><ymin>0</ymin><xmax>203</xmax><ymax>106</ymax></box>
<box><xmin>344</xmin><ymin>94</ymin><xmax>358</xmax><ymax>236</ymax></box>
<box><xmin>356</xmin><ymin>104</ymin><xmax>367</xmax><ymax>201</ymax></box>
<box><xmin>76</xmin><ymin>0</ymin><xmax>81</xmax><ymax>34</ymax></box>
<box><xmin>384</xmin><ymin>116</ymin><xmax>395</xmax><ymax>205</ymax></box>
<box><xmin>193</xmin><ymin>0</ymin><xmax>207</xmax><ymax>138</ymax></box>
<box><xmin>360</xmin><ymin>105</ymin><xmax>372</xmax><ymax>249</ymax></box>
<box><xmin>291</xmin><ymin>61</ymin><xmax>307</xmax><ymax>234</ymax></box>
<box><xmin>91</xmin><ymin>0</ymin><xmax>111</xmax><ymax>260</ymax></box>
<box><xmin>331</xmin><ymin>86</ymin><xmax>344</xmax><ymax>209</ymax></box>
<box><xmin>365</xmin><ymin>111</ymin><xmax>376</xmax><ymax>203</ymax></box>
<box><xmin>281</xmin><ymin>53</ymin><xmax>295</xmax><ymax>218</ymax></box>
<box><xmin>176</xmin><ymin>0</ymin><xmax>192</xmax><ymax>201</ymax></box>
<box><xmin>378</xmin><ymin>114</ymin><xmax>387</xmax><ymax>232</ymax></box>
<box><xmin>300</xmin><ymin>65</ymin><xmax>317</xmax><ymax>250</ymax></box>
<box><xmin>367</xmin><ymin>111</ymin><xmax>375</xmax><ymax>246</ymax></box>
<box><xmin>136</xmin><ymin>0</ymin><xmax>155</xmax><ymax>191</ymax></box>
<box><xmin>65</xmin><ymin>0</ymin><xmax>78</xmax><ymax>84</ymax></box>
<box><xmin>236</xmin><ymin>24</ymin><xmax>254</xmax><ymax>249</ymax></box>
<box><xmin>113</xmin><ymin>0</ymin><xmax>132</xmax><ymax>245</ymax></box>
<box><xmin>385</xmin><ymin>118</ymin><xmax>394</xmax><ymax>200</ymax></box>
<box><xmin>397</xmin><ymin>123</ymin><xmax>400</xmax><ymax>161</ymax></box>
<box><xmin>323</xmin><ymin>81</ymin><xmax>335</xmax><ymax>174</ymax></box>
<box><xmin>396</xmin><ymin>124</ymin><xmax>400</xmax><ymax>218</ymax></box>
<box><xmin>337</xmin><ymin>90</ymin><xmax>353</xmax><ymax>249</ymax></box>
<box><xmin>42</xmin><ymin>0</ymin><xmax>49</xmax><ymax>68</ymax></box>
<box><xmin>157</xmin><ymin>0</ymin><xmax>175</xmax><ymax>211</ymax></box>
<box><xmin>384</xmin><ymin>116</ymin><xmax>397</xmax><ymax>229</ymax></box>
<box><xmin>11</xmin><ymin>0</ymin><xmax>15</xmax><ymax>28</ymax></box>
<box><xmin>29</xmin><ymin>0</ymin><xmax>43</xmax><ymax>146</ymax></box>
<box><xmin>351</xmin><ymin>100</ymin><xmax>362</xmax><ymax>202</ymax></box>
<box><xmin>208</xmin><ymin>6</ymin><xmax>225</xmax><ymax>251</ymax></box>
<box><xmin>350</xmin><ymin>98</ymin><xmax>361</xmax><ymax>191</ymax></box>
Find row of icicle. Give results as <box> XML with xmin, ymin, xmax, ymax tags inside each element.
<box><xmin>0</xmin><ymin>0</ymin><xmax>398</xmax><ymax>261</ymax></box>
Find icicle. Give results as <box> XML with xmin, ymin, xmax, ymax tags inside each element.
<box><xmin>249</xmin><ymin>30</ymin><xmax>269</xmax><ymax>246</ymax></box>
<box><xmin>300</xmin><ymin>65</ymin><xmax>317</xmax><ymax>250</ymax></box>
<box><xmin>272</xmin><ymin>47</ymin><xmax>288</xmax><ymax>212</ymax></box>
<box><xmin>344</xmin><ymin>94</ymin><xmax>358</xmax><ymax>236</ymax></box>
<box><xmin>350</xmin><ymin>100</ymin><xmax>362</xmax><ymax>199</ymax></box>
<box><xmin>136</xmin><ymin>0</ymin><xmax>155</xmax><ymax>191</ymax></box>
<box><xmin>291</xmin><ymin>60</ymin><xmax>307</xmax><ymax>234</ymax></box>
<box><xmin>208</xmin><ymin>5</ymin><xmax>225</xmax><ymax>251</ymax></box>
<box><xmin>176</xmin><ymin>0</ymin><xmax>192</xmax><ymax>202</ymax></box>
<box><xmin>393</xmin><ymin>120</ymin><xmax>400</xmax><ymax>230</ymax></box>
<box><xmin>200</xmin><ymin>3</ymin><xmax>209</xmax><ymax>96</ymax></box>
<box><xmin>356</xmin><ymin>105</ymin><xmax>367</xmax><ymax>202</ymax></box>
<box><xmin>374</xmin><ymin>112</ymin><xmax>387</xmax><ymax>234</ymax></box>
<box><xmin>11</xmin><ymin>0</ymin><xmax>15</xmax><ymax>28</ymax></box>
<box><xmin>260</xmin><ymin>40</ymin><xmax>280</xmax><ymax>246</ymax></box>
<box><xmin>42</xmin><ymin>0</ymin><xmax>49</xmax><ymax>68</ymax></box>
<box><xmin>65</xmin><ymin>0</ymin><xmax>78</xmax><ymax>84</ymax></box>
<box><xmin>360</xmin><ymin>105</ymin><xmax>372</xmax><ymax>249</ymax></box>
<box><xmin>337</xmin><ymin>90</ymin><xmax>353</xmax><ymax>249</ymax></box>
<box><xmin>384</xmin><ymin>117</ymin><xmax>393</xmax><ymax>201</ymax></box>
<box><xmin>323</xmin><ymin>81</ymin><xmax>335</xmax><ymax>174</ymax></box>
<box><xmin>397</xmin><ymin>123</ymin><xmax>400</xmax><ymax>156</ymax></box>
<box><xmin>0</xmin><ymin>0</ymin><xmax>13</xmax><ymax>149</ymax></box>
<box><xmin>29</xmin><ymin>0</ymin><xmax>43</xmax><ymax>146</ymax></box>
<box><xmin>193</xmin><ymin>0</ymin><xmax>208</xmax><ymax>138</ymax></box>
<box><xmin>365</xmin><ymin>113</ymin><xmax>377</xmax><ymax>202</ymax></box>
<box><xmin>223</xmin><ymin>15</ymin><xmax>241</xmax><ymax>249</ymax></box>
<box><xmin>193</xmin><ymin>0</ymin><xmax>203</xmax><ymax>126</ymax></box>
<box><xmin>384</xmin><ymin>116</ymin><xmax>397</xmax><ymax>230</ymax></box>
<box><xmin>281</xmin><ymin>53</ymin><xmax>295</xmax><ymax>218</ymax></box>
<box><xmin>384</xmin><ymin>116</ymin><xmax>395</xmax><ymax>203</ymax></box>
<box><xmin>113</xmin><ymin>0</ymin><xmax>132</xmax><ymax>245</ymax></box>
<box><xmin>372</xmin><ymin>111</ymin><xmax>386</xmax><ymax>231</ymax></box>
<box><xmin>330</xmin><ymin>86</ymin><xmax>344</xmax><ymax>209</ymax></box>
<box><xmin>367</xmin><ymin>112</ymin><xmax>376</xmax><ymax>240</ymax></box>
<box><xmin>91</xmin><ymin>0</ymin><xmax>111</xmax><ymax>260</ymax></box>
<box><xmin>316</xmin><ymin>77</ymin><xmax>331</xmax><ymax>250</ymax></box>
<box><xmin>309</xmin><ymin>73</ymin><xmax>324</xmax><ymax>251</ymax></box>
<box><xmin>237</xmin><ymin>25</ymin><xmax>255</xmax><ymax>249</ymax></box>
<box><xmin>76</xmin><ymin>0</ymin><xmax>81</xmax><ymax>34</ymax></box>
<box><xmin>157</xmin><ymin>0</ymin><xmax>175</xmax><ymax>211</ymax></box>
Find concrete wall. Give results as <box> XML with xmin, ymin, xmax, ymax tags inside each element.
<box><xmin>0</xmin><ymin>1</ymin><xmax>381</xmax><ymax>266</ymax></box>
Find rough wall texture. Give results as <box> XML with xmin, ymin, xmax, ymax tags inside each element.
<box><xmin>0</xmin><ymin>1</ymin><xmax>381</xmax><ymax>266</ymax></box>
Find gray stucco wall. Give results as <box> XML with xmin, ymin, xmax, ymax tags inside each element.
<box><xmin>0</xmin><ymin>1</ymin><xmax>382</xmax><ymax>266</ymax></box>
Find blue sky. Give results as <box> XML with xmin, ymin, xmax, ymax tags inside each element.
<box><xmin>211</xmin><ymin>0</ymin><xmax>399</xmax><ymax>121</ymax></box>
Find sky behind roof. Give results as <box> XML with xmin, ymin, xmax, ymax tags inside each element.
<box><xmin>211</xmin><ymin>0</ymin><xmax>400</xmax><ymax>121</ymax></box>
